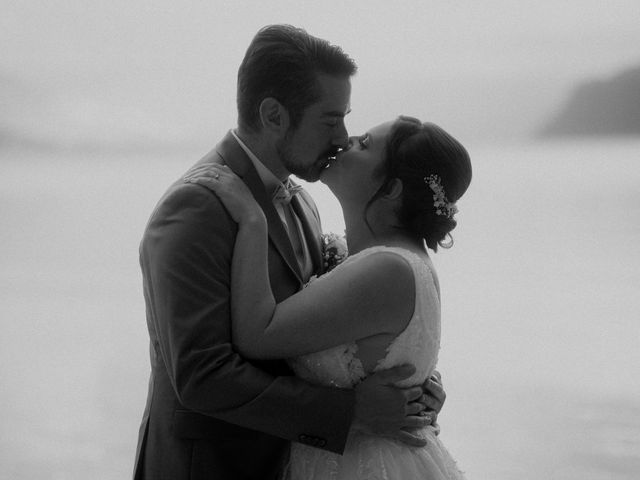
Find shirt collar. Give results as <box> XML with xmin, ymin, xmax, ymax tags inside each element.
<box><xmin>231</xmin><ymin>129</ymin><xmax>284</xmax><ymax>198</ymax></box>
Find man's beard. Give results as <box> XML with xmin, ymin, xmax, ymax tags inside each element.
<box><xmin>276</xmin><ymin>133</ymin><xmax>328</xmax><ymax>183</ymax></box>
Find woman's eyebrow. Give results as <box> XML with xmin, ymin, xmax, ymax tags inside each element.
<box><xmin>323</xmin><ymin>108</ymin><xmax>352</xmax><ymax>118</ymax></box>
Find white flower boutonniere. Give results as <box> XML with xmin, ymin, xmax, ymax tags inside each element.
<box><xmin>306</xmin><ymin>233</ymin><xmax>348</xmax><ymax>287</ymax></box>
<box><xmin>321</xmin><ymin>232</ymin><xmax>348</xmax><ymax>273</ymax></box>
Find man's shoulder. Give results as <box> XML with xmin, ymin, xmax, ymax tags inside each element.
<box><xmin>151</xmin><ymin>142</ymin><xmax>229</xmax><ymax>214</ymax></box>
<box><xmin>154</xmin><ymin>180</ymin><xmax>224</xmax><ymax>218</ymax></box>
<box><xmin>140</xmin><ymin>180</ymin><xmax>234</xmax><ymax>256</ymax></box>
<box><xmin>142</xmin><ymin>175</ymin><xmax>227</xmax><ymax>243</ymax></box>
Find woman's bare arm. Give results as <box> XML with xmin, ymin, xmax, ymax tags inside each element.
<box><xmin>186</xmin><ymin>165</ymin><xmax>415</xmax><ymax>359</ymax></box>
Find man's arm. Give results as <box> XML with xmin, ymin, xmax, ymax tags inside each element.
<box><xmin>140</xmin><ymin>183</ymin><xmax>354</xmax><ymax>452</ymax></box>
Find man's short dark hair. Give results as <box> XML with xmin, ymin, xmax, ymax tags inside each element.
<box><xmin>237</xmin><ymin>24</ymin><xmax>357</xmax><ymax>132</ymax></box>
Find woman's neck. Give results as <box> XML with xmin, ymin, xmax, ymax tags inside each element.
<box><xmin>342</xmin><ymin>208</ymin><xmax>424</xmax><ymax>256</ymax></box>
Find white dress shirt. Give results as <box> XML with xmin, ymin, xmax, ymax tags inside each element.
<box><xmin>231</xmin><ymin>130</ymin><xmax>313</xmax><ymax>280</ymax></box>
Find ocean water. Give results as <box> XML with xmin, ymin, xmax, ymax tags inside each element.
<box><xmin>1</xmin><ymin>138</ymin><xmax>639</xmax><ymax>479</ymax></box>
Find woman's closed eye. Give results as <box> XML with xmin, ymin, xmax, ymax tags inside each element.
<box><xmin>358</xmin><ymin>133</ymin><xmax>370</xmax><ymax>149</ymax></box>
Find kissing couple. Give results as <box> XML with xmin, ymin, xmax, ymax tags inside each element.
<box><xmin>134</xmin><ymin>24</ymin><xmax>471</xmax><ymax>480</ymax></box>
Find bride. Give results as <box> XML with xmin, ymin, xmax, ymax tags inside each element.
<box><xmin>185</xmin><ymin>115</ymin><xmax>472</xmax><ymax>479</ymax></box>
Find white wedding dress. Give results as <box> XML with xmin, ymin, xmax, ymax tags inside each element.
<box><xmin>285</xmin><ymin>246</ymin><xmax>466</xmax><ymax>480</ymax></box>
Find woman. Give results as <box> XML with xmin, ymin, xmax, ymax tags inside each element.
<box><xmin>185</xmin><ymin>116</ymin><xmax>471</xmax><ymax>479</ymax></box>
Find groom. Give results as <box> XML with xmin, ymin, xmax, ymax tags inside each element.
<box><xmin>134</xmin><ymin>25</ymin><xmax>444</xmax><ymax>480</ymax></box>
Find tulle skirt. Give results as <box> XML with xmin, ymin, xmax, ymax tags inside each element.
<box><xmin>283</xmin><ymin>426</ymin><xmax>466</xmax><ymax>480</ymax></box>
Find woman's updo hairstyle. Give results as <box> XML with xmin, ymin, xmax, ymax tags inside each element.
<box><xmin>381</xmin><ymin>116</ymin><xmax>472</xmax><ymax>251</ymax></box>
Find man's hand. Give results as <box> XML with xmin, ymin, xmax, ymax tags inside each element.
<box><xmin>419</xmin><ymin>370</ymin><xmax>446</xmax><ymax>434</ymax></box>
<box><xmin>353</xmin><ymin>364</ymin><xmax>433</xmax><ymax>447</ymax></box>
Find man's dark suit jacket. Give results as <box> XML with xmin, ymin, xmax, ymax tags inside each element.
<box><xmin>134</xmin><ymin>132</ymin><xmax>355</xmax><ymax>480</ymax></box>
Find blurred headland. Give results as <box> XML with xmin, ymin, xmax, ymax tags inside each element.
<box><xmin>3</xmin><ymin>61</ymin><xmax>640</xmax><ymax>155</ymax></box>
<box><xmin>538</xmin><ymin>64</ymin><xmax>640</xmax><ymax>138</ymax></box>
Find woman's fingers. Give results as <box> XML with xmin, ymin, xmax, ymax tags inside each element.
<box><xmin>189</xmin><ymin>176</ymin><xmax>219</xmax><ymax>190</ymax></box>
<box><xmin>183</xmin><ymin>163</ymin><xmax>230</xmax><ymax>183</ymax></box>
<box><xmin>183</xmin><ymin>164</ymin><xmax>263</xmax><ymax>225</ymax></box>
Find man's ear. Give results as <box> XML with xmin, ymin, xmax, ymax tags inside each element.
<box><xmin>383</xmin><ymin>178</ymin><xmax>404</xmax><ymax>200</ymax></box>
<box><xmin>259</xmin><ymin>97</ymin><xmax>290</xmax><ymax>133</ymax></box>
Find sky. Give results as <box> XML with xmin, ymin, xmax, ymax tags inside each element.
<box><xmin>2</xmin><ymin>0</ymin><xmax>640</xmax><ymax>150</ymax></box>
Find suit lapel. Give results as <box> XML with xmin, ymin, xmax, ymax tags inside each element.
<box><xmin>212</xmin><ymin>132</ymin><xmax>304</xmax><ymax>284</ymax></box>
<box><xmin>290</xmin><ymin>193</ymin><xmax>323</xmax><ymax>276</ymax></box>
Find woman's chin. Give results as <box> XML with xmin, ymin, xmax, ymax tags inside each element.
<box><xmin>320</xmin><ymin>163</ymin><xmax>346</xmax><ymax>201</ymax></box>
<box><xmin>319</xmin><ymin>167</ymin><xmax>335</xmax><ymax>187</ymax></box>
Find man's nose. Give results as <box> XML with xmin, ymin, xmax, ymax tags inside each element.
<box><xmin>332</xmin><ymin>122</ymin><xmax>349</xmax><ymax>149</ymax></box>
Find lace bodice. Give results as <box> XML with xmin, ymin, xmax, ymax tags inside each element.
<box><xmin>285</xmin><ymin>246</ymin><xmax>466</xmax><ymax>480</ymax></box>
<box><xmin>288</xmin><ymin>245</ymin><xmax>441</xmax><ymax>390</ymax></box>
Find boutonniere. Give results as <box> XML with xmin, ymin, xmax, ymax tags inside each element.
<box><xmin>321</xmin><ymin>232</ymin><xmax>348</xmax><ymax>273</ymax></box>
<box><xmin>306</xmin><ymin>233</ymin><xmax>348</xmax><ymax>288</ymax></box>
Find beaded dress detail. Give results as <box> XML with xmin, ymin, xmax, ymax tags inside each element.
<box><xmin>285</xmin><ymin>246</ymin><xmax>466</xmax><ymax>480</ymax></box>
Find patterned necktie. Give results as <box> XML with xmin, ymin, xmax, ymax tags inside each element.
<box><xmin>272</xmin><ymin>180</ymin><xmax>309</xmax><ymax>276</ymax></box>
<box><xmin>272</xmin><ymin>179</ymin><xmax>303</xmax><ymax>205</ymax></box>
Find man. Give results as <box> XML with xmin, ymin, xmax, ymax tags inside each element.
<box><xmin>134</xmin><ymin>25</ymin><xmax>444</xmax><ymax>480</ymax></box>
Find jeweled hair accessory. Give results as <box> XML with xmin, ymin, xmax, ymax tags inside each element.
<box><xmin>424</xmin><ymin>174</ymin><xmax>458</xmax><ymax>218</ymax></box>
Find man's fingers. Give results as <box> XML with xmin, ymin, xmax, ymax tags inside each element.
<box><xmin>404</xmin><ymin>401</ymin><xmax>425</xmax><ymax>416</ymax></box>
<box><xmin>422</xmin><ymin>390</ymin><xmax>446</xmax><ymax>413</ymax></box>
<box><xmin>422</xmin><ymin>410</ymin><xmax>438</xmax><ymax>426</ymax></box>
<box><xmin>426</xmin><ymin>376</ymin><xmax>444</xmax><ymax>393</ymax></box>
<box><xmin>423</xmin><ymin>377</ymin><xmax>446</xmax><ymax>413</ymax></box>
<box><xmin>406</xmin><ymin>414</ymin><xmax>430</xmax><ymax>429</ymax></box>
<box><xmin>403</xmin><ymin>386</ymin><xmax>424</xmax><ymax>403</ymax></box>
<box><xmin>421</xmin><ymin>395</ymin><xmax>440</xmax><ymax>412</ymax></box>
